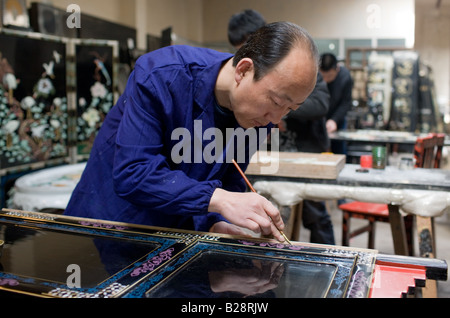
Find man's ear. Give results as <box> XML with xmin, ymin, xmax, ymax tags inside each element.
<box><xmin>234</xmin><ymin>58</ymin><xmax>254</xmax><ymax>84</ymax></box>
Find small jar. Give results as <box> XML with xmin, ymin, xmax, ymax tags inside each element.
<box><xmin>372</xmin><ymin>146</ymin><xmax>386</xmax><ymax>169</ymax></box>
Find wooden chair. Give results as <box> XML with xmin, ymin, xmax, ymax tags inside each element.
<box><xmin>414</xmin><ymin>133</ymin><xmax>445</xmax><ymax>168</ymax></box>
<box><xmin>339</xmin><ymin>133</ymin><xmax>443</xmax><ymax>254</ymax></box>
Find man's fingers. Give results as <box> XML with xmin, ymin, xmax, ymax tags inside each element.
<box><xmin>249</xmin><ymin>195</ymin><xmax>285</xmax><ymax>239</ymax></box>
<box><xmin>262</xmin><ymin>199</ymin><xmax>285</xmax><ymax>231</ymax></box>
<box><xmin>244</xmin><ymin>215</ymin><xmax>286</xmax><ymax>243</ymax></box>
<box><xmin>270</xmin><ymin>223</ymin><xmax>286</xmax><ymax>242</ymax></box>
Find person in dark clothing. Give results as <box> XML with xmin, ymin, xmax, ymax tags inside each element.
<box><xmin>283</xmin><ymin>73</ymin><xmax>330</xmax><ymax>153</ymax></box>
<box><xmin>320</xmin><ymin>53</ymin><xmax>353</xmax><ymax>154</ymax></box>
<box><xmin>281</xmin><ymin>73</ymin><xmax>335</xmax><ymax>245</ymax></box>
<box><xmin>228</xmin><ymin>9</ymin><xmax>266</xmax><ymax>49</ymax></box>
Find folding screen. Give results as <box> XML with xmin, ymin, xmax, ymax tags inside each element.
<box><xmin>67</xmin><ymin>39</ymin><xmax>118</xmax><ymax>158</ymax></box>
<box><xmin>0</xmin><ymin>30</ymin><xmax>69</xmax><ymax>172</ymax></box>
<box><xmin>0</xmin><ymin>29</ymin><xmax>118</xmax><ymax>208</ymax></box>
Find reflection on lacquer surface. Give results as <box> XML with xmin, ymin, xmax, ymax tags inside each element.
<box><xmin>146</xmin><ymin>251</ymin><xmax>337</xmax><ymax>298</ymax></box>
<box><xmin>0</xmin><ymin>224</ymin><xmax>157</xmax><ymax>288</ymax></box>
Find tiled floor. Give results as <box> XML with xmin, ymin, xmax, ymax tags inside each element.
<box><xmin>297</xmin><ymin>200</ymin><xmax>450</xmax><ymax>298</ymax></box>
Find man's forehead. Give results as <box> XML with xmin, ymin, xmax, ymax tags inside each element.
<box><xmin>270</xmin><ymin>90</ymin><xmax>307</xmax><ymax>106</ymax></box>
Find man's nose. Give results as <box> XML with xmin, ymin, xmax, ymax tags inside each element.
<box><xmin>264</xmin><ymin>108</ymin><xmax>288</xmax><ymax>124</ymax></box>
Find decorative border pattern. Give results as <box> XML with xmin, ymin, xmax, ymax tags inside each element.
<box><xmin>47</xmin><ymin>282</ymin><xmax>127</xmax><ymax>298</ymax></box>
<box><xmin>155</xmin><ymin>230</ymin><xmax>220</xmax><ymax>244</ymax></box>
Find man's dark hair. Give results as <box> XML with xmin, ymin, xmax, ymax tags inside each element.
<box><xmin>320</xmin><ymin>53</ymin><xmax>338</xmax><ymax>71</ymax></box>
<box><xmin>233</xmin><ymin>21</ymin><xmax>319</xmax><ymax>81</ymax></box>
<box><xmin>228</xmin><ymin>9</ymin><xmax>266</xmax><ymax>47</ymax></box>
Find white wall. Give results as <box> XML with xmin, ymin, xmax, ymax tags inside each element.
<box><xmin>34</xmin><ymin>0</ymin><xmax>135</xmax><ymax>27</ymax></box>
<box><xmin>415</xmin><ymin>0</ymin><xmax>450</xmax><ymax>116</ymax></box>
<box><xmin>202</xmin><ymin>0</ymin><xmax>415</xmax><ymax>46</ymax></box>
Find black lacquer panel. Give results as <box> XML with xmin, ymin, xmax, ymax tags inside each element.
<box><xmin>74</xmin><ymin>43</ymin><xmax>114</xmax><ymax>155</ymax></box>
<box><xmin>0</xmin><ymin>209</ymin><xmax>379</xmax><ymax>298</ymax></box>
<box><xmin>0</xmin><ymin>32</ymin><xmax>68</xmax><ymax>170</ymax></box>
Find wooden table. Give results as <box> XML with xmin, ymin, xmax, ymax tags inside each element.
<box><xmin>249</xmin><ymin>164</ymin><xmax>450</xmax><ymax>255</ymax></box>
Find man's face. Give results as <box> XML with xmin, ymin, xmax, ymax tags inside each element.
<box><xmin>320</xmin><ymin>67</ymin><xmax>339</xmax><ymax>84</ymax></box>
<box><xmin>230</xmin><ymin>46</ymin><xmax>317</xmax><ymax>129</ymax></box>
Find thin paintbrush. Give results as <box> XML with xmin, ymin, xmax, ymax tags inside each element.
<box><xmin>231</xmin><ymin>159</ymin><xmax>293</xmax><ymax>245</ymax></box>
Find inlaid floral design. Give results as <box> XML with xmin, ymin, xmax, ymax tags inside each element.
<box><xmin>0</xmin><ymin>45</ymin><xmax>68</xmax><ymax>169</ymax></box>
<box><xmin>76</xmin><ymin>47</ymin><xmax>114</xmax><ymax>155</ymax></box>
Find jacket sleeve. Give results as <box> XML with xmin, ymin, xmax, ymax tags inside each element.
<box><xmin>330</xmin><ymin>75</ymin><xmax>353</xmax><ymax>125</ymax></box>
<box><xmin>111</xmin><ymin>65</ymin><xmax>221</xmax><ymax>217</ymax></box>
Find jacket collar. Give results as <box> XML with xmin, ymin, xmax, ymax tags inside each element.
<box><xmin>193</xmin><ymin>54</ymin><xmax>233</xmax><ymax>112</ymax></box>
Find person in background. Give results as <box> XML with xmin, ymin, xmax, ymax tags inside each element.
<box><xmin>320</xmin><ymin>53</ymin><xmax>353</xmax><ymax>155</ymax></box>
<box><xmin>281</xmin><ymin>73</ymin><xmax>335</xmax><ymax>244</ymax></box>
<box><xmin>228</xmin><ymin>11</ymin><xmax>335</xmax><ymax>244</ymax></box>
<box><xmin>228</xmin><ymin>9</ymin><xmax>266</xmax><ymax>49</ymax></box>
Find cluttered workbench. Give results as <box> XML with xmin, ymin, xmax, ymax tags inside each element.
<box><xmin>246</xmin><ymin>151</ymin><xmax>450</xmax><ymax>297</ymax></box>
<box><xmin>247</xmin><ymin>151</ymin><xmax>450</xmax><ymax>254</ymax></box>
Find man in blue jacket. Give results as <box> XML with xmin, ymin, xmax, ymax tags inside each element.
<box><xmin>65</xmin><ymin>22</ymin><xmax>319</xmax><ymax>242</ymax></box>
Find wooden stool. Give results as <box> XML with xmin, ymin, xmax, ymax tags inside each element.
<box><xmin>341</xmin><ymin>202</ymin><xmax>389</xmax><ymax>249</ymax></box>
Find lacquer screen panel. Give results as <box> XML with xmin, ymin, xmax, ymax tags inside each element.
<box><xmin>0</xmin><ymin>223</ymin><xmax>158</xmax><ymax>289</ymax></box>
<box><xmin>74</xmin><ymin>42</ymin><xmax>115</xmax><ymax>156</ymax></box>
<box><xmin>0</xmin><ymin>210</ymin><xmax>169</xmax><ymax>297</ymax></box>
<box><xmin>0</xmin><ymin>32</ymin><xmax>69</xmax><ymax>170</ymax></box>
<box><xmin>0</xmin><ymin>210</ymin><xmax>377</xmax><ymax>298</ymax></box>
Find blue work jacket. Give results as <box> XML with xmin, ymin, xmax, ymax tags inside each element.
<box><xmin>65</xmin><ymin>45</ymin><xmax>271</xmax><ymax>232</ymax></box>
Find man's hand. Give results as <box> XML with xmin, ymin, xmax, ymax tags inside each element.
<box><xmin>208</xmin><ymin>188</ymin><xmax>286</xmax><ymax>242</ymax></box>
<box><xmin>326</xmin><ymin>119</ymin><xmax>337</xmax><ymax>134</ymax></box>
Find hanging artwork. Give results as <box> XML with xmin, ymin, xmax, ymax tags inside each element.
<box><xmin>72</xmin><ymin>41</ymin><xmax>117</xmax><ymax>157</ymax></box>
<box><xmin>1</xmin><ymin>0</ymin><xmax>30</xmax><ymax>29</ymax></box>
<box><xmin>0</xmin><ymin>31</ymin><xmax>68</xmax><ymax>171</ymax></box>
